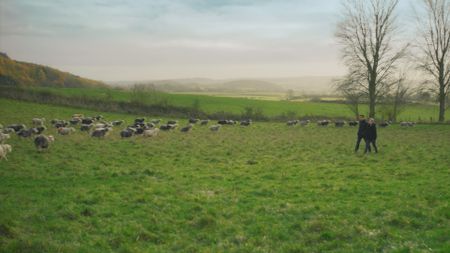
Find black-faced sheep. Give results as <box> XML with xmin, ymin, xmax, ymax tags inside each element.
<box><xmin>240</xmin><ymin>119</ymin><xmax>252</xmax><ymax>126</ymax></box>
<box><xmin>17</xmin><ymin>128</ymin><xmax>37</xmax><ymax>138</ymax></box>
<box><xmin>335</xmin><ymin>120</ymin><xmax>345</xmax><ymax>127</ymax></box>
<box><xmin>32</xmin><ymin>126</ymin><xmax>46</xmax><ymax>134</ymax></box>
<box><xmin>348</xmin><ymin>121</ymin><xmax>358</xmax><ymax>127</ymax></box>
<box><xmin>82</xmin><ymin>118</ymin><xmax>94</xmax><ymax>125</ymax></box>
<box><xmin>287</xmin><ymin>120</ymin><xmax>298</xmax><ymax>126</ymax></box>
<box><xmin>299</xmin><ymin>120</ymin><xmax>310</xmax><ymax>126</ymax></box>
<box><xmin>111</xmin><ymin>120</ymin><xmax>123</xmax><ymax>126</ymax></box>
<box><xmin>0</xmin><ymin>144</ymin><xmax>12</xmax><ymax>161</ymax></box>
<box><xmin>180</xmin><ymin>124</ymin><xmax>193</xmax><ymax>132</ymax></box>
<box><xmin>7</xmin><ymin>124</ymin><xmax>26</xmax><ymax>132</ymax></box>
<box><xmin>34</xmin><ymin>135</ymin><xmax>55</xmax><ymax>151</ymax></box>
<box><xmin>120</xmin><ymin>129</ymin><xmax>133</xmax><ymax>138</ymax></box>
<box><xmin>80</xmin><ymin>124</ymin><xmax>93</xmax><ymax>131</ymax></box>
<box><xmin>91</xmin><ymin>128</ymin><xmax>110</xmax><ymax>138</ymax></box>
<box><xmin>167</xmin><ymin>120</ymin><xmax>178</xmax><ymax>125</ymax></box>
<box><xmin>317</xmin><ymin>120</ymin><xmax>330</xmax><ymax>126</ymax></box>
<box><xmin>189</xmin><ymin>118</ymin><xmax>200</xmax><ymax>124</ymax></box>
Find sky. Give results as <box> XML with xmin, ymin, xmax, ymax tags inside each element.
<box><xmin>0</xmin><ymin>0</ymin><xmax>413</xmax><ymax>82</ymax></box>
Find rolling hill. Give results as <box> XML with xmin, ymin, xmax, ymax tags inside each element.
<box><xmin>0</xmin><ymin>52</ymin><xmax>106</xmax><ymax>88</ymax></box>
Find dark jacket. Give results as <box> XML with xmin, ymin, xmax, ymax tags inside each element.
<box><xmin>357</xmin><ymin>120</ymin><xmax>368</xmax><ymax>137</ymax></box>
<box><xmin>365</xmin><ymin>123</ymin><xmax>377</xmax><ymax>140</ymax></box>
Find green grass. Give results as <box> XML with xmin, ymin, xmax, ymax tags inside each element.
<box><xmin>0</xmin><ymin>98</ymin><xmax>449</xmax><ymax>252</ymax></box>
<box><xmin>17</xmin><ymin>86</ymin><xmax>450</xmax><ymax>121</ymax></box>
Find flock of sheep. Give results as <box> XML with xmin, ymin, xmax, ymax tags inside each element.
<box><xmin>0</xmin><ymin>113</ymin><xmax>416</xmax><ymax>161</ymax></box>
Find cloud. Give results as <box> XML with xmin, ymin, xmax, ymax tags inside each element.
<box><xmin>0</xmin><ymin>0</ymin><xmax>410</xmax><ymax>80</ymax></box>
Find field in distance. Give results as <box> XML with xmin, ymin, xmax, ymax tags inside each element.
<box><xmin>6</xmin><ymin>86</ymin><xmax>449</xmax><ymax>122</ymax></box>
<box><xmin>0</xmin><ymin>98</ymin><xmax>449</xmax><ymax>252</ymax></box>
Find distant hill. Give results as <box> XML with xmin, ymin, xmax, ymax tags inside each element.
<box><xmin>220</xmin><ymin>79</ymin><xmax>283</xmax><ymax>92</ymax></box>
<box><xmin>111</xmin><ymin>76</ymin><xmax>338</xmax><ymax>94</ymax></box>
<box><xmin>0</xmin><ymin>53</ymin><xmax>105</xmax><ymax>88</ymax></box>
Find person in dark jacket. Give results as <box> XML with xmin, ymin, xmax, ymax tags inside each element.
<box><xmin>354</xmin><ymin>115</ymin><xmax>368</xmax><ymax>152</ymax></box>
<box><xmin>364</xmin><ymin>118</ymin><xmax>378</xmax><ymax>153</ymax></box>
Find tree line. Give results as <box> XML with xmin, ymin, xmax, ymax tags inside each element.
<box><xmin>335</xmin><ymin>0</ymin><xmax>450</xmax><ymax>122</ymax></box>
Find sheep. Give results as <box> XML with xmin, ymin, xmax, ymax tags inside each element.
<box><xmin>287</xmin><ymin>120</ymin><xmax>298</xmax><ymax>126</ymax></box>
<box><xmin>32</xmin><ymin>118</ymin><xmax>45</xmax><ymax>126</ymax></box>
<box><xmin>135</xmin><ymin>118</ymin><xmax>145</xmax><ymax>124</ymax></box>
<box><xmin>200</xmin><ymin>119</ymin><xmax>210</xmax><ymax>125</ymax></box>
<box><xmin>34</xmin><ymin>135</ymin><xmax>55</xmax><ymax>151</ymax></box>
<box><xmin>146</xmin><ymin>123</ymin><xmax>155</xmax><ymax>129</ymax></box>
<box><xmin>17</xmin><ymin>128</ymin><xmax>37</xmax><ymax>138</ymax></box>
<box><xmin>82</xmin><ymin>118</ymin><xmax>94</xmax><ymax>125</ymax></box>
<box><xmin>80</xmin><ymin>124</ymin><xmax>93</xmax><ymax>131</ymax></box>
<box><xmin>54</xmin><ymin>121</ymin><xmax>68</xmax><ymax>128</ymax></box>
<box><xmin>150</xmin><ymin>119</ymin><xmax>161</xmax><ymax>124</ymax></box>
<box><xmin>32</xmin><ymin>126</ymin><xmax>46</xmax><ymax>134</ymax></box>
<box><xmin>167</xmin><ymin>120</ymin><xmax>178</xmax><ymax>125</ymax></box>
<box><xmin>0</xmin><ymin>144</ymin><xmax>12</xmax><ymax>161</ymax></box>
<box><xmin>335</xmin><ymin>120</ymin><xmax>346</xmax><ymax>127</ymax></box>
<box><xmin>2</xmin><ymin>128</ymin><xmax>15</xmax><ymax>134</ymax></box>
<box><xmin>379</xmin><ymin>122</ymin><xmax>390</xmax><ymax>128</ymax></box>
<box><xmin>111</xmin><ymin>120</ymin><xmax>123</xmax><ymax>126</ymax></box>
<box><xmin>58</xmin><ymin>127</ymin><xmax>76</xmax><ymax>135</ymax></box>
<box><xmin>348</xmin><ymin>121</ymin><xmax>358</xmax><ymax>127</ymax></box>
<box><xmin>400</xmin><ymin>122</ymin><xmax>415</xmax><ymax>127</ymax></box>
<box><xmin>240</xmin><ymin>119</ymin><xmax>252</xmax><ymax>126</ymax></box>
<box><xmin>160</xmin><ymin>124</ymin><xmax>177</xmax><ymax>131</ymax></box>
<box><xmin>120</xmin><ymin>129</ymin><xmax>134</xmax><ymax>138</ymax></box>
<box><xmin>94</xmin><ymin>123</ymin><xmax>112</xmax><ymax>129</ymax></box>
<box><xmin>70</xmin><ymin>118</ymin><xmax>81</xmax><ymax>125</ymax></box>
<box><xmin>189</xmin><ymin>118</ymin><xmax>200</xmax><ymax>124</ymax></box>
<box><xmin>94</xmin><ymin>115</ymin><xmax>103</xmax><ymax>121</ymax></box>
<box><xmin>218</xmin><ymin>120</ymin><xmax>236</xmax><ymax>125</ymax></box>
<box><xmin>209</xmin><ymin>124</ymin><xmax>221</xmax><ymax>131</ymax></box>
<box><xmin>317</xmin><ymin>120</ymin><xmax>330</xmax><ymax>126</ymax></box>
<box><xmin>180</xmin><ymin>124</ymin><xmax>193</xmax><ymax>132</ymax></box>
<box><xmin>0</xmin><ymin>133</ymin><xmax>10</xmax><ymax>143</ymax></box>
<box><xmin>7</xmin><ymin>124</ymin><xmax>26</xmax><ymax>132</ymax></box>
<box><xmin>143</xmin><ymin>128</ymin><xmax>160</xmax><ymax>137</ymax></box>
<box><xmin>91</xmin><ymin>128</ymin><xmax>110</xmax><ymax>138</ymax></box>
<box><xmin>299</xmin><ymin>120</ymin><xmax>310</xmax><ymax>126</ymax></box>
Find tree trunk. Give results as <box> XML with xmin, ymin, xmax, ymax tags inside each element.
<box><xmin>368</xmin><ymin>76</ymin><xmax>377</xmax><ymax>118</ymax></box>
<box><xmin>439</xmin><ymin>86</ymin><xmax>446</xmax><ymax>122</ymax></box>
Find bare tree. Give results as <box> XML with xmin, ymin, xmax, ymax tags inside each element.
<box><xmin>379</xmin><ymin>76</ymin><xmax>410</xmax><ymax>122</ymax></box>
<box><xmin>415</xmin><ymin>0</ymin><xmax>450</xmax><ymax>122</ymax></box>
<box><xmin>335</xmin><ymin>76</ymin><xmax>364</xmax><ymax>118</ymax></box>
<box><xmin>336</xmin><ymin>0</ymin><xmax>408</xmax><ymax>118</ymax></box>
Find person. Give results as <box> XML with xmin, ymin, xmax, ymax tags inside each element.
<box><xmin>354</xmin><ymin>115</ymin><xmax>367</xmax><ymax>152</ymax></box>
<box><xmin>364</xmin><ymin>118</ymin><xmax>378</xmax><ymax>154</ymax></box>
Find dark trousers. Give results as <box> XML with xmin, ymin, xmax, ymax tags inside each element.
<box><xmin>364</xmin><ymin>139</ymin><xmax>378</xmax><ymax>153</ymax></box>
<box><xmin>355</xmin><ymin>135</ymin><xmax>365</xmax><ymax>152</ymax></box>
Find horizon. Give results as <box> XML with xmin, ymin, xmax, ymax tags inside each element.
<box><xmin>1</xmin><ymin>0</ymin><xmax>413</xmax><ymax>82</ymax></box>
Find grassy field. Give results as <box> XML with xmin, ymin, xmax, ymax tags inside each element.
<box><xmin>11</xmin><ymin>86</ymin><xmax>449</xmax><ymax>122</ymax></box>
<box><xmin>0</xmin><ymin>98</ymin><xmax>449</xmax><ymax>253</ymax></box>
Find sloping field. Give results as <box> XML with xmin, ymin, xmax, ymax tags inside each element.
<box><xmin>0</xmin><ymin>98</ymin><xmax>449</xmax><ymax>252</ymax></box>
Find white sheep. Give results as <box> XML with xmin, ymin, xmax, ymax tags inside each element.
<box><xmin>58</xmin><ymin>127</ymin><xmax>76</xmax><ymax>135</ymax></box>
<box><xmin>0</xmin><ymin>144</ymin><xmax>12</xmax><ymax>161</ymax></box>
<box><xmin>0</xmin><ymin>133</ymin><xmax>10</xmax><ymax>143</ymax></box>
<box><xmin>209</xmin><ymin>125</ymin><xmax>221</xmax><ymax>131</ymax></box>
<box><xmin>143</xmin><ymin>128</ymin><xmax>160</xmax><ymax>137</ymax></box>
<box><xmin>32</xmin><ymin>118</ymin><xmax>45</xmax><ymax>126</ymax></box>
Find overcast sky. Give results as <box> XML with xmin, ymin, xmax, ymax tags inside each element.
<box><xmin>0</xmin><ymin>0</ymin><xmax>413</xmax><ymax>81</ymax></box>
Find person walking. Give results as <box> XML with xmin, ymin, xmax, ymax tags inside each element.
<box><xmin>364</xmin><ymin>118</ymin><xmax>378</xmax><ymax>154</ymax></box>
<box><xmin>354</xmin><ymin>115</ymin><xmax>367</xmax><ymax>152</ymax></box>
